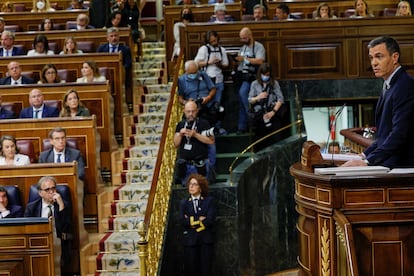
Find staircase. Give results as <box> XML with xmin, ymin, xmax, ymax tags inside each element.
<box><xmin>80</xmin><ymin>41</ymin><xmax>169</xmax><ymax>275</ymax></box>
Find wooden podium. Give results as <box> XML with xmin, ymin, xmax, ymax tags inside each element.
<box><xmin>290</xmin><ymin>142</ymin><xmax>414</xmax><ymax>276</ymax></box>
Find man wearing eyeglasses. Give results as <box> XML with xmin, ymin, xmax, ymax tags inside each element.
<box><xmin>39</xmin><ymin>127</ymin><xmax>85</xmax><ymax>180</ymax></box>
<box><xmin>24</xmin><ymin>176</ymin><xmax>73</xmax><ymax>270</ymax></box>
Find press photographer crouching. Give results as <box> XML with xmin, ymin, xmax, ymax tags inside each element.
<box><xmin>174</xmin><ymin>100</ymin><xmax>215</xmax><ymax>186</ymax></box>
<box><xmin>248</xmin><ymin>63</ymin><xmax>286</xmax><ymax>151</ymax></box>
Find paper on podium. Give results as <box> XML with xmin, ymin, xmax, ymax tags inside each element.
<box><xmin>321</xmin><ymin>153</ymin><xmax>362</xmax><ymax>162</ymax></box>
<box><xmin>389</xmin><ymin>168</ymin><xmax>414</xmax><ymax>174</ymax></box>
<box><xmin>314</xmin><ymin>166</ymin><xmax>390</xmax><ymax>176</ymax></box>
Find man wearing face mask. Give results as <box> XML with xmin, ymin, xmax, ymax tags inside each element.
<box><xmin>195</xmin><ymin>30</ymin><xmax>229</xmax><ymax>135</ymax></box>
<box><xmin>233</xmin><ymin>27</ymin><xmax>265</xmax><ymax>134</ymax></box>
<box><xmin>31</xmin><ymin>0</ymin><xmax>56</xmax><ymax>12</ymax></box>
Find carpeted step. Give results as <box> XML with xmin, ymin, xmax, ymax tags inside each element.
<box><xmin>121</xmin><ymin>170</ymin><xmax>154</xmax><ymax>185</ymax></box>
<box><xmin>108</xmin><ymin>215</ymin><xmax>146</xmax><ymax>230</ymax></box>
<box><xmin>140</xmin><ymin>54</ymin><xmax>165</xmax><ymax>63</ymax></box>
<box><xmin>134</xmin><ymin>68</ymin><xmax>164</xmax><ymax>78</ymax></box>
<box><xmin>142</xmin><ymin>47</ymin><xmax>165</xmax><ymax>56</ymax></box>
<box><xmin>99</xmin><ymin>231</ymin><xmax>140</xmax><ymax>252</ymax></box>
<box><xmin>134</xmin><ymin>113</ymin><xmax>166</xmax><ymax>125</ymax></box>
<box><xmin>142</xmin><ymin>41</ymin><xmax>165</xmax><ymax>49</ymax></box>
<box><xmin>129</xmin><ymin>133</ymin><xmax>162</xmax><ymax>147</ymax></box>
<box><xmin>123</xmin><ymin>157</ymin><xmax>156</xmax><ymax>171</ymax></box>
<box><xmin>134</xmin><ymin>61</ymin><xmax>165</xmax><ymax>70</ymax></box>
<box><xmin>131</xmin><ymin>123</ymin><xmax>164</xmax><ymax>135</ymax></box>
<box><xmin>141</xmin><ymin>93</ymin><xmax>170</xmax><ymax>103</ymax></box>
<box><xmin>124</xmin><ymin>145</ymin><xmax>159</xmax><ymax>158</ymax></box>
<box><xmin>143</xmin><ymin>83</ymin><xmax>172</xmax><ymax>94</ymax></box>
<box><xmin>114</xmin><ymin>184</ymin><xmax>151</xmax><ymax>201</ymax></box>
<box><xmin>137</xmin><ymin>102</ymin><xmax>168</xmax><ymax>114</ymax></box>
<box><xmin>135</xmin><ymin>76</ymin><xmax>161</xmax><ymax>86</ymax></box>
<box><xmin>96</xmin><ymin>252</ymin><xmax>140</xmax><ymax>271</ymax></box>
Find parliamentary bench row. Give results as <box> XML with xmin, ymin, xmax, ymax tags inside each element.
<box><xmin>0</xmin><ymin>53</ymin><xmax>127</xmax><ymax>141</ymax></box>
<box><xmin>0</xmin><ymin>82</ymin><xmax>117</xmax><ymax>170</ymax></box>
<box><xmin>0</xmin><ymin>117</ymin><xmax>102</xmax><ymax>230</ymax></box>
<box><xmin>1</xmin><ymin>0</ymin><xmax>90</xmax><ymax>11</ymax></box>
<box><xmin>0</xmin><ymin>163</ymin><xmax>87</xmax><ymax>275</ymax></box>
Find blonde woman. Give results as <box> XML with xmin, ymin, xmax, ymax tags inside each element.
<box><xmin>31</xmin><ymin>0</ymin><xmax>55</xmax><ymax>12</ymax></box>
<box><xmin>76</xmin><ymin>60</ymin><xmax>106</xmax><ymax>83</ymax></box>
<box><xmin>396</xmin><ymin>1</ymin><xmax>412</xmax><ymax>16</ymax></box>
<box><xmin>59</xmin><ymin>36</ymin><xmax>84</xmax><ymax>55</ymax></box>
<box><xmin>60</xmin><ymin>89</ymin><xmax>90</xmax><ymax>117</ymax></box>
<box><xmin>350</xmin><ymin>0</ymin><xmax>374</xmax><ymax>18</ymax></box>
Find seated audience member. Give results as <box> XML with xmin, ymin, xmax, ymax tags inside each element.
<box><xmin>105</xmin><ymin>11</ymin><xmax>124</xmax><ymax>28</ymax></box>
<box><xmin>208</xmin><ymin>0</ymin><xmax>233</xmax><ymax>4</ymax></box>
<box><xmin>0</xmin><ymin>62</ymin><xmax>34</xmax><ymax>85</ymax></box>
<box><xmin>253</xmin><ymin>4</ymin><xmax>268</xmax><ymax>21</ymax></box>
<box><xmin>172</xmin><ymin>6</ymin><xmax>194</xmax><ymax>61</ymax></box>
<box><xmin>0</xmin><ymin>31</ymin><xmax>25</xmax><ymax>57</ymax></box>
<box><xmin>176</xmin><ymin>0</ymin><xmax>200</xmax><ymax>5</ymax></box>
<box><xmin>315</xmin><ymin>2</ymin><xmax>337</xmax><ymax>19</ymax></box>
<box><xmin>24</xmin><ymin>176</ymin><xmax>73</xmax><ymax>269</ymax></box>
<box><xmin>396</xmin><ymin>1</ymin><xmax>412</xmax><ymax>16</ymax></box>
<box><xmin>39</xmin><ymin>128</ymin><xmax>85</xmax><ymax>180</ymax></box>
<box><xmin>27</xmin><ymin>34</ymin><xmax>55</xmax><ymax>56</ymax></box>
<box><xmin>350</xmin><ymin>0</ymin><xmax>374</xmax><ymax>18</ymax></box>
<box><xmin>0</xmin><ymin>186</ymin><xmax>23</xmax><ymax>218</ymax></box>
<box><xmin>76</xmin><ymin>60</ymin><xmax>106</xmax><ymax>83</ymax></box>
<box><xmin>0</xmin><ymin>17</ymin><xmax>5</xmax><ymax>33</ymax></box>
<box><xmin>0</xmin><ymin>95</ymin><xmax>15</xmax><ymax>119</ymax></box>
<box><xmin>97</xmin><ymin>27</ymin><xmax>131</xmax><ymax>69</ymax></box>
<box><xmin>327</xmin><ymin>141</ymin><xmax>341</xmax><ymax>154</ymax></box>
<box><xmin>208</xmin><ymin>3</ymin><xmax>234</xmax><ymax>22</ymax></box>
<box><xmin>244</xmin><ymin>0</ymin><xmax>267</xmax><ymax>15</ymax></box>
<box><xmin>1</xmin><ymin>2</ymin><xmax>15</xmax><ymax>12</ymax></box>
<box><xmin>70</xmin><ymin>13</ymin><xmax>94</xmax><ymax>30</ymax></box>
<box><xmin>0</xmin><ymin>135</ymin><xmax>30</xmax><ymax>165</ymax></box>
<box><xmin>59</xmin><ymin>36</ymin><xmax>83</xmax><ymax>55</ymax></box>
<box><xmin>67</xmin><ymin>0</ymin><xmax>87</xmax><ymax>10</ymax></box>
<box><xmin>60</xmin><ymin>89</ymin><xmax>90</xmax><ymax>117</ymax></box>
<box><xmin>38</xmin><ymin>64</ymin><xmax>65</xmax><ymax>84</ymax></box>
<box><xmin>31</xmin><ymin>0</ymin><xmax>56</xmax><ymax>12</ymax></box>
<box><xmin>19</xmin><ymin>88</ymin><xmax>59</xmax><ymax>118</ymax></box>
<box><xmin>40</xmin><ymin>18</ymin><xmax>53</xmax><ymax>31</ymax></box>
<box><xmin>274</xmin><ymin>4</ymin><xmax>296</xmax><ymax>20</ymax></box>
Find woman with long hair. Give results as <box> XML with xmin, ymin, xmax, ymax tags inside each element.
<box><xmin>31</xmin><ymin>0</ymin><xmax>55</xmax><ymax>12</ymax></box>
<box><xmin>76</xmin><ymin>60</ymin><xmax>106</xmax><ymax>83</ymax></box>
<box><xmin>38</xmin><ymin>64</ymin><xmax>65</xmax><ymax>84</ymax></box>
<box><xmin>59</xmin><ymin>36</ymin><xmax>83</xmax><ymax>55</ymax></box>
<box><xmin>0</xmin><ymin>135</ymin><xmax>30</xmax><ymax>166</ymax></box>
<box><xmin>60</xmin><ymin>89</ymin><xmax>90</xmax><ymax>117</ymax></box>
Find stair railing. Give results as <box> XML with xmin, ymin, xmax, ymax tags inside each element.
<box><xmin>140</xmin><ymin>52</ymin><xmax>185</xmax><ymax>275</ymax></box>
<box><xmin>228</xmin><ymin>119</ymin><xmax>303</xmax><ymax>184</ymax></box>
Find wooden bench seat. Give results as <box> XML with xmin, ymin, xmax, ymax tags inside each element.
<box><xmin>0</xmin><ymin>54</ymin><xmax>127</xmax><ymax>142</ymax></box>
<box><xmin>0</xmin><ymin>163</ymin><xmax>86</xmax><ymax>275</ymax></box>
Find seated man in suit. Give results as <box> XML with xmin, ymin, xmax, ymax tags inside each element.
<box><xmin>24</xmin><ymin>176</ymin><xmax>73</xmax><ymax>269</ymax></box>
<box><xmin>39</xmin><ymin>127</ymin><xmax>85</xmax><ymax>180</ymax></box>
<box><xmin>19</xmin><ymin>88</ymin><xmax>59</xmax><ymax>118</ymax></box>
<box><xmin>0</xmin><ymin>62</ymin><xmax>34</xmax><ymax>85</ymax></box>
<box><xmin>0</xmin><ymin>186</ymin><xmax>23</xmax><ymax>218</ymax></box>
<box><xmin>0</xmin><ymin>95</ymin><xmax>15</xmax><ymax>119</ymax></box>
<box><xmin>0</xmin><ymin>31</ymin><xmax>25</xmax><ymax>57</ymax></box>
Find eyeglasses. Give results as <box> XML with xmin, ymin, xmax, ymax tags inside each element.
<box><xmin>41</xmin><ymin>186</ymin><xmax>56</xmax><ymax>192</ymax></box>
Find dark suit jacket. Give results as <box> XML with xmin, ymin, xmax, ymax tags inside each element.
<box><xmin>364</xmin><ymin>67</ymin><xmax>414</xmax><ymax>168</ymax></box>
<box><xmin>0</xmin><ymin>75</ymin><xmax>34</xmax><ymax>85</ymax></box>
<box><xmin>24</xmin><ymin>198</ymin><xmax>72</xmax><ymax>239</ymax></box>
<box><xmin>39</xmin><ymin>147</ymin><xmax>85</xmax><ymax>180</ymax></box>
<box><xmin>0</xmin><ymin>47</ymin><xmax>25</xmax><ymax>56</ymax></box>
<box><xmin>0</xmin><ymin>107</ymin><xmax>16</xmax><ymax>119</ymax></box>
<box><xmin>19</xmin><ymin>104</ymin><xmax>59</xmax><ymax>118</ymax></box>
<box><xmin>4</xmin><ymin>204</ymin><xmax>24</xmax><ymax>218</ymax></box>
<box><xmin>179</xmin><ymin>195</ymin><xmax>216</xmax><ymax>246</ymax></box>
<box><xmin>96</xmin><ymin>43</ymin><xmax>132</xmax><ymax>69</ymax></box>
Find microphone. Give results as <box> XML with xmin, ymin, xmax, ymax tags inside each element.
<box><xmin>324</xmin><ymin>104</ymin><xmax>346</xmax><ymax>166</ymax></box>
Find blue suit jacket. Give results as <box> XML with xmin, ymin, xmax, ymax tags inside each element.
<box><xmin>364</xmin><ymin>67</ymin><xmax>414</xmax><ymax>168</ymax></box>
<box><xmin>4</xmin><ymin>204</ymin><xmax>24</xmax><ymax>218</ymax></box>
<box><xmin>0</xmin><ymin>47</ymin><xmax>25</xmax><ymax>56</ymax></box>
<box><xmin>19</xmin><ymin>104</ymin><xmax>59</xmax><ymax>118</ymax></box>
<box><xmin>39</xmin><ymin>147</ymin><xmax>85</xmax><ymax>180</ymax></box>
<box><xmin>96</xmin><ymin>43</ymin><xmax>132</xmax><ymax>69</ymax></box>
<box><xmin>179</xmin><ymin>195</ymin><xmax>216</xmax><ymax>246</ymax></box>
<box><xmin>0</xmin><ymin>107</ymin><xmax>16</xmax><ymax>119</ymax></box>
<box><xmin>0</xmin><ymin>75</ymin><xmax>34</xmax><ymax>85</ymax></box>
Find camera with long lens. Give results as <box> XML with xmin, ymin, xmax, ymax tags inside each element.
<box><xmin>201</xmin><ymin>127</ymin><xmax>215</xmax><ymax>137</ymax></box>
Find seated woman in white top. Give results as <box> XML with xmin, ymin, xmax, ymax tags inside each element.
<box><xmin>31</xmin><ymin>0</ymin><xmax>55</xmax><ymax>12</ymax></box>
<box><xmin>59</xmin><ymin>36</ymin><xmax>84</xmax><ymax>55</ymax></box>
<box><xmin>76</xmin><ymin>60</ymin><xmax>106</xmax><ymax>83</ymax></box>
<box><xmin>0</xmin><ymin>135</ymin><xmax>30</xmax><ymax>166</ymax></box>
<box><xmin>27</xmin><ymin>34</ymin><xmax>55</xmax><ymax>56</ymax></box>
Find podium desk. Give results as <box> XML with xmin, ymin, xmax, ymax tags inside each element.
<box><xmin>290</xmin><ymin>162</ymin><xmax>414</xmax><ymax>276</ymax></box>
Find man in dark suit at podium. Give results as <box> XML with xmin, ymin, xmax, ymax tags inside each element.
<box><xmin>343</xmin><ymin>36</ymin><xmax>414</xmax><ymax>168</ymax></box>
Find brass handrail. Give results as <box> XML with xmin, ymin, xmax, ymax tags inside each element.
<box><xmin>228</xmin><ymin>119</ymin><xmax>303</xmax><ymax>184</ymax></box>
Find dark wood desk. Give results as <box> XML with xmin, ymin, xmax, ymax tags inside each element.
<box><xmin>290</xmin><ymin>162</ymin><xmax>414</xmax><ymax>275</ymax></box>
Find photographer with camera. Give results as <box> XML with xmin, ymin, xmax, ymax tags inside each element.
<box><xmin>195</xmin><ymin>30</ymin><xmax>229</xmax><ymax>135</ymax></box>
<box><xmin>174</xmin><ymin>100</ymin><xmax>215</xmax><ymax>186</ymax></box>
<box><xmin>248</xmin><ymin>63</ymin><xmax>285</xmax><ymax>151</ymax></box>
<box><xmin>233</xmin><ymin>27</ymin><xmax>265</xmax><ymax>134</ymax></box>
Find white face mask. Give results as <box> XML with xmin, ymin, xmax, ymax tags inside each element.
<box><xmin>36</xmin><ymin>1</ymin><xmax>45</xmax><ymax>10</ymax></box>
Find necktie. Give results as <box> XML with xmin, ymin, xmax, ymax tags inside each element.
<box><xmin>57</xmin><ymin>153</ymin><xmax>62</xmax><ymax>163</ymax></box>
<box><xmin>382</xmin><ymin>82</ymin><xmax>389</xmax><ymax>95</ymax></box>
<box><xmin>193</xmin><ymin>199</ymin><xmax>199</xmax><ymax>214</ymax></box>
<box><xmin>14</xmin><ymin>81</ymin><xmax>18</xmax><ymax>85</ymax></box>
<box><xmin>5</xmin><ymin>50</ymin><xmax>9</xmax><ymax>56</ymax></box>
<box><xmin>34</xmin><ymin>110</ymin><xmax>39</xmax><ymax>118</ymax></box>
<box><xmin>48</xmin><ymin>204</ymin><xmax>53</xmax><ymax>218</ymax></box>
<box><xmin>110</xmin><ymin>46</ymin><xmax>115</xmax><ymax>53</ymax></box>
